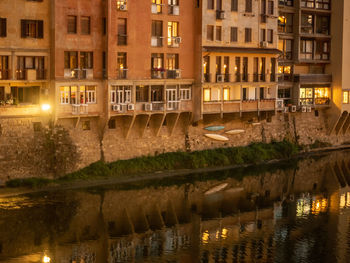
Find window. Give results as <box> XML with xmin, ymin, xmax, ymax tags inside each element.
<box><xmin>230</xmin><ymin>27</ymin><xmax>237</xmax><ymax>42</ymax></box>
<box><xmin>207</xmin><ymin>0</ymin><xmax>214</xmax><ymax>9</ymax></box>
<box><xmin>245</xmin><ymin>28</ymin><xmax>252</xmax><ymax>42</ymax></box>
<box><xmin>267</xmin><ymin>29</ymin><xmax>273</xmax><ymax>43</ymax></box>
<box><xmin>151</xmin><ymin>20</ymin><xmax>163</xmax><ymax>47</ymax></box>
<box><xmin>242</xmin><ymin>57</ymin><xmax>248</xmax><ymax>81</ymax></box>
<box><xmin>60</xmin><ymin>86</ymin><xmax>70</xmax><ymax>104</ymax></box>
<box><xmin>117</xmin><ymin>0</ymin><xmax>127</xmax><ymax>10</ymax></box>
<box><xmin>166</xmin><ymin>54</ymin><xmax>179</xmax><ymax>70</ymax></box>
<box><xmin>245</xmin><ymin>0</ymin><xmax>252</xmax><ymax>12</ymax></box>
<box><xmin>279</xmin><ymin>0</ymin><xmax>293</xmax><ymax>6</ymax></box>
<box><xmin>67</xmin><ymin>16</ymin><xmax>77</xmax><ymax>34</ymax></box>
<box><xmin>314</xmin><ymin>87</ymin><xmax>330</xmax><ymax>105</ymax></box>
<box><xmin>300</xmin><ymin>88</ymin><xmax>313</xmax><ymax>105</ymax></box>
<box><xmin>0</xmin><ymin>56</ymin><xmax>9</xmax><ymax>80</ymax></box>
<box><xmin>70</xmin><ymin>86</ymin><xmax>78</xmax><ymax>104</ymax></box>
<box><xmin>223</xmin><ymin>56</ymin><xmax>229</xmax><ymax>75</ymax></box>
<box><xmin>278</xmin><ymin>39</ymin><xmax>293</xmax><ymax>60</ymax></box>
<box><xmin>117</xmin><ymin>52</ymin><xmax>127</xmax><ymax>78</ymax></box>
<box><xmin>111</xmin><ymin>86</ymin><xmax>131</xmax><ymax>104</ymax></box>
<box><xmin>21</xmin><ymin>20</ymin><xmax>43</xmax><ymax>38</ymax></box>
<box><xmin>82</xmin><ymin>121</ymin><xmax>90</xmax><ymax>130</ymax></box>
<box><xmin>180</xmin><ymin>85</ymin><xmax>191</xmax><ymax>100</ymax></box>
<box><xmin>315</xmin><ymin>40</ymin><xmax>330</xmax><ymax>60</ymax></box>
<box><xmin>301</xmin><ymin>14</ymin><xmax>314</xmax><ymax>34</ymax></box>
<box><xmin>216</xmin><ymin>0</ymin><xmax>222</xmax><ymax>10</ymax></box>
<box><xmin>223</xmin><ymin>88</ymin><xmax>230</xmax><ymax>101</ymax></box>
<box><xmin>268</xmin><ymin>1</ymin><xmax>274</xmax><ymax>15</ymax></box>
<box><xmin>316</xmin><ymin>0</ymin><xmax>330</xmax><ymax>10</ymax></box>
<box><xmin>216</xmin><ymin>26</ymin><xmax>222</xmax><ymax>41</ymax></box>
<box><xmin>231</xmin><ymin>0</ymin><xmax>238</xmax><ymax>11</ymax></box>
<box><xmin>64</xmin><ymin>51</ymin><xmax>78</xmax><ymax>69</ymax></box>
<box><xmin>343</xmin><ymin>91</ymin><xmax>349</xmax><ymax>104</ymax></box>
<box><xmin>86</xmin><ymin>86</ymin><xmax>96</xmax><ymax>103</ymax></box>
<box><xmin>81</xmin><ymin>16</ymin><xmax>91</xmax><ymax>35</ymax></box>
<box><xmin>261</xmin><ymin>29</ymin><xmax>266</xmax><ymax>41</ymax></box>
<box><xmin>152</xmin><ymin>0</ymin><xmax>163</xmax><ymax>13</ymax></box>
<box><xmin>278</xmin><ymin>13</ymin><xmax>293</xmax><ymax>33</ymax></box>
<box><xmin>216</xmin><ymin>56</ymin><xmax>221</xmax><ymax>75</ymax></box>
<box><xmin>136</xmin><ymin>85</ymin><xmax>149</xmax><ymax>102</ymax></box>
<box><xmin>0</xmin><ymin>18</ymin><xmax>6</xmax><ymax>37</ymax></box>
<box><xmin>207</xmin><ymin>25</ymin><xmax>214</xmax><ymax>41</ymax></box>
<box><xmin>151</xmin><ymin>85</ymin><xmax>163</xmax><ymax>101</ymax></box>
<box><xmin>167</xmin><ymin>21</ymin><xmax>179</xmax><ymax>46</ymax></box>
<box><xmin>204</xmin><ymin>88</ymin><xmax>211</xmax><ymax>101</ymax></box>
<box><xmin>278</xmin><ymin>87</ymin><xmax>291</xmax><ymax>98</ymax></box>
<box><xmin>117</xmin><ymin>18</ymin><xmax>127</xmax><ymax>45</ymax></box>
<box><xmin>80</xmin><ymin>52</ymin><xmax>93</xmax><ymax>69</ymax></box>
<box><xmin>151</xmin><ymin>53</ymin><xmax>164</xmax><ymax>78</ymax></box>
<box><xmin>11</xmin><ymin>86</ymin><xmax>40</xmax><ymax>104</ymax></box>
<box><xmin>316</xmin><ymin>15</ymin><xmax>330</xmax><ymax>35</ymax></box>
<box><xmin>300</xmin><ymin>39</ymin><xmax>313</xmax><ymax>60</ymax></box>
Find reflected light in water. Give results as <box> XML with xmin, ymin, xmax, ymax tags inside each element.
<box><xmin>43</xmin><ymin>255</ymin><xmax>51</xmax><ymax>263</ymax></box>
<box><xmin>311</xmin><ymin>198</ymin><xmax>327</xmax><ymax>215</ymax></box>
<box><xmin>221</xmin><ymin>228</ymin><xmax>228</xmax><ymax>240</ymax></box>
<box><xmin>202</xmin><ymin>230</ymin><xmax>209</xmax><ymax>244</ymax></box>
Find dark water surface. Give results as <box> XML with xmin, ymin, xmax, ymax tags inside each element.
<box><xmin>1</xmin><ymin>150</ymin><xmax>350</xmax><ymax>262</ymax></box>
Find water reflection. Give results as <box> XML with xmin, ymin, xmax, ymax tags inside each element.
<box><xmin>0</xmin><ymin>150</ymin><xmax>350</xmax><ymax>262</ymax></box>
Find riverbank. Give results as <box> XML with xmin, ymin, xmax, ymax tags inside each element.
<box><xmin>2</xmin><ymin>140</ymin><xmax>350</xmax><ymax>197</ymax></box>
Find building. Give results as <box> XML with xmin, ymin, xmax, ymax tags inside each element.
<box><xmin>199</xmin><ymin>0</ymin><xmax>280</xmax><ymax>122</ymax></box>
<box><xmin>277</xmin><ymin>0</ymin><xmax>332</xmax><ymax>112</ymax></box>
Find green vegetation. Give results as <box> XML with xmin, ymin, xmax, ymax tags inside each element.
<box><xmin>6</xmin><ymin>140</ymin><xmax>299</xmax><ymax>188</ymax></box>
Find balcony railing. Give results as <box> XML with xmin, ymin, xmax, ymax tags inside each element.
<box><xmin>36</xmin><ymin>69</ymin><xmax>46</xmax><ymax>80</ymax></box>
<box><xmin>80</xmin><ymin>69</ymin><xmax>93</xmax><ymax>79</ymax></box>
<box><xmin>151</xmin><ymin>101</ymin><xmax>165</xmax><ymax>111</ymax></box>
<box><xmin>16</xmin><ymin>69</ymin><xmax>47</xmax><ymax>80</ymax></box>
<box><xmin>151</xmin><ymin>69</ymin><xmax>165</xmax><ymax>79</ymax></box>
<box><xmin>64</xmin><ymin>69</ymin><xmax>93</xmax><ymax>79</ymax></box>
<box><xmin>167</xmin><ymin>69</ymin><xmax>180</xmax><ymax>79</ymax></box>
<box><xmin>64</xmin><ymin>68</ymin><xmax>79</xmax><ymax>79</ymax></box>
<box><xmin>234</xmin><ymin>73</ymin><xmax>241</xmax><ymax>82</ymax></box>
<box><xmin>16</xmin><ymin>69</ymin><xmax>26</xmax><ymax>80</ymax></box>
<box><xmin>168</xmin><ymin>36</ymin><xmax>181</xmax><ymax>47</ymax></box>
<box><xmin>278</xmin><ymin>73</ymin><xmax>293</xmax><ymax>82</ymax></box>
<box><xmin>204</xmin><ymin>73</ymin><xmax>212</xmax><ymax>83</ymax></box>
<box><xmin>293</xmin><ymin>74</ymin><xmax>332</xmax><ymax>83</ymax></box>
<box><xmin>0</xmin><ymin>69</ymin><xmax>10</xmax><ymax>80</ymax></box>
<box><xmin>166</xmin><ymin>101</ymin><xmax>180</xmax><ymax>111</ymax></box>
<box><xmin>151</xmin><ymin>36</ymin><xmax>163</xmax><ymax>47</ymax></box>
<box><xmin>72</xmin><ymin>104</ymin><xmax>89</xmax><ymax>115</ymax></box>
<box><xmin>270</xmin><ymin>73</ymin><xmax>276</xmax><ymax>82</ymax></box>
<box><xmin>224</xmin><ymin>74</ymin><xmax>231</xmax><ymax>82</ymax></box>
<box><xmin>117</xmin><ymin>68</ymin><xmax>128</xmax><ymax>79</ymax></box>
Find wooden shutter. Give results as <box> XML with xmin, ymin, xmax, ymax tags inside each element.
<box><xmin>21</xmin><ymin>20</ymin><xmax>26</xmax><ymax>38</ymax></box>
<box><xmin>0</xmin><ymin>18</ymin><xmax>6</xmax><ymax>37</ymax></box>
<box><xmin>37</xmin><ymin>20</ymin><xmax>43</xmax><ymax>38</ymax></box>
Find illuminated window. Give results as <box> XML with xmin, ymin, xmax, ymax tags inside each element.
<box><xmin>223</xmin><ymin>88</ymin><xmax>230</xmax><ymax>101</ymax></box>
<box><xmin>167</xmin><ymin>21</ymin><xmax>179</xmax><ymax>46</ymax></box>
<box><xmin>152</xmin><ymin>0</ymin><xmax>163</xmax><ymax>14</ymax></box>
<box><xmin>117</xmin><ymin>0</ymin><xmax>127</xmax><ymax>10</ymax></box>
<box><xmin>343</xmin><ymin>91</ymin><xmax>349</xmax><ymax>104</ymax></box>
<box><xmin>300</xmin><ymin>87</ymin><xmax>313</xmax><ymax>105</ymax></box>
<box><xmin>314</xmin><ymin>87</ymin><xmax>330</xmax><ymax>105</ymax></box>
<box><xmin>111</xmin><ymin>86</ymin><xmax>131</xmax><ymax>104</ymax></box>
<box><xmin>60</xmin><ymin>86</ymin><xmax>70</xmax><ymax>104</ymax></box>
<box><xmin>204</xmin><ymin>88</ymin><xmax>211</xmax><ymax>102</ymax></box>
<box><xmin>70</xmin><ymin>86</ymin><xmax>77</xmax><ymax>104</ymax></box>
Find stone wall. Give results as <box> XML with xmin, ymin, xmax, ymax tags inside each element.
<box><xmin>1</xmin><ymin>110</ymin><xmax>350</xmax><ymax>181</ymax></box>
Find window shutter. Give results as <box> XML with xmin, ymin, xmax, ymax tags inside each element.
<box><xmin>0</xmin><ymin>18</ymin><xmax>6</xmax><ymax>37</ymax></box>
<box><xmin>38</xmin><ymin>20</ymin><xmax>43</xmax><ymax>38</ymax></box>
<box><xmin>21</xmin><ymin>20</ymin><xmax>26</xmax><ymax>38</ymax></box>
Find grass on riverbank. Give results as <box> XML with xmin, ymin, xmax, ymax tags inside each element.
<box><xmin>6</xmin><ymin>140</ymin><xmax>299</xmax><ymax>188</ymax></box>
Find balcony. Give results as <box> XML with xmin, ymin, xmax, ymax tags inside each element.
<box><xmin>216</xmin><ymin>10</ymin><xmax>226</xmax><ymax>20</ymax></box>
<box><xmin>16</xmin><ymin>69</ymin><xmax>47</xmax><ymax>81</ymax></box>
<box><xmin>270</xmin><ymin>73</ymin><xmax>277</xmax><ymax>82</ymax></box>
<box><xmin>168</xmin><ymin>36</ymin><xmax>181</xmax><ymax>48</ymax></box>
<box><xmin>0</xmin><ymin>104</ymin><xmax>41</xmax><ymax>117</ymax></box>
<box><xmin>168</xmin><ymin>4</ymin><xmax>179</xmax><ymax>15</ymax></box>
<box><xmin>167</xmin><ymin>69</ymin><xmax>181</xmax><ymax>79</ymax></box>
<box><xmin>203</xmin><ymin>101</ymin><xmax>221</xmax><ymax>114</ymax></box>
<box><xmin>293</xmin><ymin>74</ymin><xmax>332</xmax><ymax>84</ymax></box>
<box><xmin>151</xmin><ymin>36</ymin><xmax>163</xmax><ymax>47</ymax></box>
<box><xmin>151</xmin><ymin>102</ymin><xmax>165</xmax><ymax>111</ymax></box>
<box><xmin>117</xmin><ymin>68</ymin><xmax>128</xmax><ymax>79</ymax></box>
<box><xmin>242</xmin><ymin>100</ymin><xmax>259</xmax><ymax>112</ymax></box>
<box><xmin>223</xmin><ymin>100</ymin><xmax>240</xmax><ymax>112</ymax></box>
<box><xmin>72</xmin><ymin>104</ymin><xmax>88</xmax><ymax>115</ymax></box>
<box><xmin>166</xmin><ymin>101</ymin><xmax>180</xmax><ymax>111</ymax></box>
<box><xmin>224</xmin><ymin>74</ymin><xmax>231</xmax><ymax>82</ymax></box>
<box><xmin>0</xmin><ymin>69</ymin><xmax>10</xmax><ymax>80</ymax></box>
<box><xmin>253</xmin><ymin>74</ymin><xmax>266</xmax><ymax>82</ymax></box>
<box><xmin>260</xmin><ymin>99</ymin><xmax>276</xmax><ymax>111</ymax></box>
<box><xmin>151</xmin><ymin>69</ymin><xmax>165</xmax><ymax>79</ymax></box>
<box><xmin>204</xmin><ymin>73</ymin><xmax>212</xmax><ymax>83</ymax></box>
<box><xmin>64</xmin><ymin>69</ymin><xmax>93</xmax><ymax>80</ymax></box>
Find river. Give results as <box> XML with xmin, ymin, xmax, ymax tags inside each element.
<box><xmin>0</xmin><ymin>150</ymin><xmax>350</xmax><ymax>262</ymax></box>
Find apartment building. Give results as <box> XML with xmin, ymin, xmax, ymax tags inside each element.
<box><xmin>200</xmin><ymin>0</ymin><xmax>280</xmax><ymax>121</ymax></box>
<box><xmin>104</xmin><ymin>0</ymin><xmax>196</xmax><ymax>136</ymax></box>
<box><xmin>0</xmin><ymin>0</ymin><xmax>50</xmax><ymax>118</ymax></box>
<box><xmin>50</xmin><ymin>0</ymin><xmax>196</xmax><ymax>137</ymax></box>
<box><xmin>277</xmin><ymin>0</ymin><xmax>332</xmax><ymax>111</ymax></box>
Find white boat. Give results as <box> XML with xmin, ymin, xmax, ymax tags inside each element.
<box><xmin>225</xmin><ymin>129</ymin><xmax>245</xmax><ymax>135</ymax></box>
<box><xmin>252</xmin><ymin>122</ymin><xmax>261</xmax><ymax>126</ymax></box>
<box><xmin>204</xmin><ymin>134</ymin><xmax>229</xmax><ymax>141</ymax></box>
<box><xmin>205</xmin><ymin>183</ymin><xmax>228</xmax><ymax>195</ymax></box>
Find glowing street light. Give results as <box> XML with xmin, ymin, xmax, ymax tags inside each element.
<box><xmin>41</xmin><ymin>104</ymin><xmax>51</xmax><ymax>111</ymax></box>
